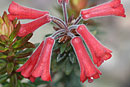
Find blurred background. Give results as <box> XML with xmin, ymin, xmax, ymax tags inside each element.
<box><xmin>0</xmin><ymin>0</ymin><xmax>130</xmax><ymax>87</ymax></box>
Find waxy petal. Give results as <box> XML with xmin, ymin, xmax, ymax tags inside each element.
<box><xmin>18</xmin><ymin>15</ymin><xmax>51</xmax><ymax>37</ymax></box>
<box><xmin>32</xmin><ymin>37</ymin><xmax>55</xmax><ymax>81</ymax></box>
<box><xmin>71</xmin><ymin>37</ymin><xmax>101</xmax><ymax>83</ymax></box>
<box><xmin>77</xmin><ymin>25</ymin><xmax>112</xmax><ymax>67</ymax></box>
<box><xmin>81</xmin><ymin>0</ymin><xmax>126</xmax><ymax>20</ymax></box>
<box><xmin>8</xmin><ymin>1</ymin><xmax>49</xmax><ymax>20</ymax></box>
<box><xmin>16</xmin><ymin>41</ymin><xmax>44</xmax><ymax>77</ymax></box>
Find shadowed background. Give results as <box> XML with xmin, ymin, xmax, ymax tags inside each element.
<box><xmin>0</xmin><ymin>0</ymin><xmax>130</xmax><ymax>87</ymax></box>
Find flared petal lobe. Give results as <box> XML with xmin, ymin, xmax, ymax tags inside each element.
<box><xmin>81</xmin><ymin>0</ymin><xmax>126</xmax><ymax>20</ymax></box>
<box><xmin>32</xmin><ymin>37</ymin><xmax>55</xmax><ymax>81</ymax></box>
<box><xmin>16</xmin><ymin>40</ymin><xmax>44</xmax><ymax>82</ymax></box>
<box><xmin>76</xmin><ymin>25</ymin><xmax>112</xmax><ymax>67</ymax></box>
<box><xmin>71</xmin><ymin>37</ymin><xmax>101</xmax><ymax>83</ymax></box>
<box><xmin>58</xmin><ymin>0</ymin><xmax>69</xmax><ymax>4</ymax></box>
<box><xmin>8</xmin><ymin>1</ymin><xmax>49</xmax><ymax>20</ymax></box>
<box><xmin>18</xmin><ymin>15</ymin><xmax>51</xmax><ymax>37</ymax></box>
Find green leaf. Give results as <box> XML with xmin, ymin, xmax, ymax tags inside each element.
<box><xmin>15</xmin><ymin>49</ymin><xmax>33</xmax><ymax>58</ymax></box>
<box><xmin>0</xmin><ymin>59</ymin><xmax>7</xmax><ymax>70</ymax></box>
<box><xmin>65</xmin><ymin>60</ymin><xmax>73</xmax><ymax>75</ymax></box>
<box><xmin>6</xmin><ymin>62</ymin><xmax>14</xmax><ymax>74</ymax></box>
<box><xmin>0</xmin><ymin>68</ymin><xmax>6</xmax><ymax>75</ymax></box>
<box><xmin>0</xmin><ymin>45</ymin><xmax>8</xmax><ymax>52</ymax></box>
<box><xmin>10</xmin><ymin>74</ymin><xmax>18</xmax><ymax>87</ymax></box>
<box><xmin>60</xmin><ymin>43</ymin><xmax>67</xmax><ymax>54</ymax></box>
<box><xmin>0</xmin><ymin>74</ymin><xmax>8</xmax><ymax>83</ymax></box>
<box><xmin>0</xmin><ymin>53</ymin><xmax>7</xmax><ymax>58</ymax></box>
<box><xmin>68</xmin><ymin>51</ymin><xmax>76</xmax><ymax>64</ymax></box>
<box><xmin>57</xmin><ymin>53</ymin><xmax>67</xmax><ymax>62</ymax></box>
<box><xmin>45</xmin><ymin>33</ymin><xmax>52</xmax><ymax>37</ymax></box>
<box><xmin>16</xmin><ymin>58</ymin><xmax>28</xmax><ymax>64</ymax></box>
<box><xmin>12</xmin><ymin>33</ymin><xmax>33</xmax><ymax>48</ymax></box>
<box><xmin>9</xmin><ymin>22</ymin><xmax>21</xmax><ymax>41</ymax></box>
<box><xmin>16</xmin><ymin>42</ymin><xmax>35</xmax><ymax>50</ymax></box>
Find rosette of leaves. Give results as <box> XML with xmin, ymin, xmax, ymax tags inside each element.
<box><xmin>0</xmin><ymin>12</ymin><xmax>35</xmax><ymax>87</ymax></box>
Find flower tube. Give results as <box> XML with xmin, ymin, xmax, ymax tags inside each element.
<box><xmin>32</xmin><ymin>37</ymin><xmax>55</xmax><ymax>81</ymax></box>
<box><xmin>71</xmin><ymin>36</ymin><xmax>102</xmax><ymax>83</ymax></box>
<box><xmin>81</xmin><ymin>0</ymin><xmax>126</xmax><ymax>20</ymax></box>
<box><xmin>77</xmin><ymin>25</ymin><xmax>112</xmax><ymax>67</ymax></box>
<box><xmin>18</xmin><ymin>15</ymin><xmax>51</xmax><ymax>37</ymax></box>
<box><xmin>8</xmin><ymin>1</ymin><xmax>49</xmax><ymax>20</ymax></box>
<box><xmin>16</xmin><ymin>41</ymin><xmax>44</xmax><ymax>80</ymax></box>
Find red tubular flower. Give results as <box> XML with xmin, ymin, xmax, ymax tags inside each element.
<box><xmin>16</xmin><ymin>41</ymin><xmax>44</xmax><ymax>82</ymax></box>
<box><xmin>81</xmin><ymin>0</ymin><xmax>126</xmax><ymax>20</ymax></box>
<box><xmin>58</xmin><ymin>0</ymin><xmax>69</xmax><ymax>4</ymax></box>
<box><xmin>18</xmin><ymin>15</ymin><xmax>51</xmax><ymax>37</ymax></box>
<box><xmin>76</xmin><ymin>25</ymin><xmax>112</xmax><ymax>67</ymax></box>
<box><xmin>32</xmin><ymin>37</ymin><xmax>55</xmax><ymax>81</ymax></box>
<box><xmin>8</xmin><ymin>1</ymin><xmax>49</xmax><ymax>20</ymax></box>
<box><xmin>71</xmin><ymin>37</ymin><xmax>102</xmax><ymax>83</ymax></box>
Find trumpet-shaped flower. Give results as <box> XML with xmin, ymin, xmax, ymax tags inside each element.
<box><xmin>71</xmin><ymin>37</ymin><xmax>102</xmax><ymax>83</ymax></box>
<box><xmin>81</xmin><ymin>0</ymin><xmax>126</xmax><ymax>20</ymax></box>
<box><xmin>77</xmin><ymin>25</ymin><xmax>112</xmax><ymax>67</ymax></box>
<box><xmin>8</xmin><ymin>1</ymin><xmax>49</xmax><ymax>20</ymax></box>
<box><xmin>9</xmin><ymin>0</ymin><xmax>126</xmax><ymax>83</ymax></box>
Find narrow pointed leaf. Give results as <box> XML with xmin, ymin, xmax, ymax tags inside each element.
<box><xmin>6</xmin><ymin>63</ymin><xmax>14</xmax><ymax>74</ymax></box>
<box><xmin>9</xmin><ymin>22</ymin><xmax>21</xmax><ymax>41</ymax></box>
<box><xmin>12</xmin><ymin>33</ymin><xmax>33</xmax><ymax>48</ymax></box>
<box><xmin>0</xmin><ymin>74</ymin><xmax>8</xmax><ymax>83</ymax></box>
<box><xmin>57</xmin><ymin>53</ymin><xmax>67</xmax><ymax>62</ymax></box>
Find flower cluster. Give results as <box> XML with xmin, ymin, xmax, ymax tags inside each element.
<box><xmin>8</xmin><ymin>0</ymin><xmax>125</xmax><ymax>83</ymax></box>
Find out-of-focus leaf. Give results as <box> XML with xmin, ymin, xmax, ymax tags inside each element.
<box><xmin>10</xmin><ymin>74</ymin><xmax>18</xmax><ymax>87</ymax></box>
<box><xmin>0</xmin><ymin>68</ymin><xmax>6</xmax><ymax>75</ymax></box>
<box><xmin>60</xmin><ymin>43</ymin><xmax>67</xmax><ymax>54</ymax></box>
<box><xmin>3</xmin><ymin>84</ymin><xmax>10</xmax><ymax>87</ymax></box>
<box><xmin>68</xmin><ymin>51</ymin><xmax>76</xmax><ymax>64</ymax></box>
<box><xmin>6</xmin><ymin>62</ymin><xmax>14</xmax><ymax>74</ymax></box>
<box><xmin>61</xmin><ymin>71</ymin><xmax>81</xmax><ymax>87</ymax></box>
<box><xmin>65</xmin><ymin>60</ymin><xmax>73</xmax><ymax>75</ymax></box>
<box><xmin>57</xmin><ymin>53</ymin><xmax>67</xmax><ymax>62</ymax></box>
<box><xmin>0</xmin><ymin>53</ymin><xmax>7</xmax><ymax>58</ymax></box>
<box><xmin>0</xmin><ymin>45</ymin><xmax>8</xmax><ymax>52</ymax></box>
<box><xmin>0</xmin><ymin>59</ymin><xmax>6</xmax><ymax>70</ymax></box>
<box><xmin>9</xmin><ymin>22</ymin><xmax>21</xmax><ymax>41</ymax></box>
<box><xmin>16</xmin><ymin>58</ymin><xmax>28</xmax><ymax>64</ymax></box>
<box><xmin>0</xmin><ymin>74</ymin><xmax>8</xmax><ymax>83</ymax></box>
<box><xmin>53</xmin><ymin>41</ymin><xmax>60</xmax><ymax>50</ymax></box>
<box><xmin>12</xmin><ymin>33</ymin><xmax>33</xmax><ymax>48</ymax></box>
<box><xmin>16</xmin><ymin>42</ymin><xmax>35</xmax><ymax>50</ymax></box>
<box><xmin>23</xmin><ymin>83</ymin><xmax>35</xmax><ymax>87</ymax></box>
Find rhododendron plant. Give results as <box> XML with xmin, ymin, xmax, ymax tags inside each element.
<box><xmin>6</xmin><ymin>0</ymin><xmax>126</xmax><ymax>84</ymax></box>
